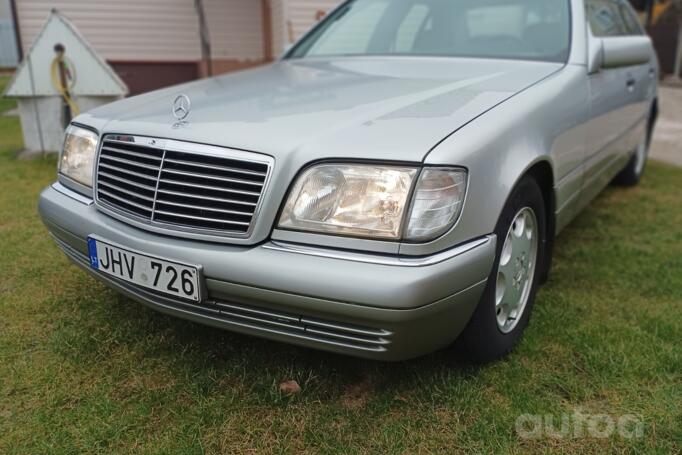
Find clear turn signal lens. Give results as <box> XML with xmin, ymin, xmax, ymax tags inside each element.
<box><xmin>405</xmin><ymin>168</ymin><xmax>468</xmax><ymax>241</ymax></box>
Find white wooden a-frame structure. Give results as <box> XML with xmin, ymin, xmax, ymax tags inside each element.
<box><xmin>4</xmin><ymin>9</ymin><xmax>127</xmax><ymax>152</ymax></box>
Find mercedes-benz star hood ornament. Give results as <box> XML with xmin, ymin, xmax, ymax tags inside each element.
<box><xmin>172</xmin><ymin>94</ymin><xmax>191</xmax><ymax>128</ymax></box>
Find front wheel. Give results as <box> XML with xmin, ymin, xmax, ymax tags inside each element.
<box><xmin>458</xmin><ymin>176</ymin><xmax>547</xmax><ymax>362</ymax></box>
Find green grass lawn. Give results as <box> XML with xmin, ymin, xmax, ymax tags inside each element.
<box><xmin>0</xmin><ymin>74</ymin><xmax>16</xmax><ymax>114</ymax></box>
<box><xmin>0</xmin><ymin>76</ymin><xmax>680</xmax><ymax>454</ymax></box>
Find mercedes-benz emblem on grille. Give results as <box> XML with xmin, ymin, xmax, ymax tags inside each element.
<box><xmin>172</xmin><ymin>94</ymin><xmax>191</xmax><ymax>128</ymax></box>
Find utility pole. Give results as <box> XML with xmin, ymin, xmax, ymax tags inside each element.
<box><xmin>194</xmin><ymin>0</ymin><xmax>212</xmax><ymax>77</ymax></box>
<box><xmin>8</xmin><ymin>0</ymin><xmax>23</xmax><ymax>61</ymax></box>
<box><xmin>674</xmin><ymin>0</ymin><xmax>682</xmax><ymax>80</ymax></box>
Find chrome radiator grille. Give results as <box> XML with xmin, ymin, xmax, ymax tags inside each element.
<box><xmin>95</xmin><ymin>135</ymin><xmax>271</xmax><ymax>237</ymax></box>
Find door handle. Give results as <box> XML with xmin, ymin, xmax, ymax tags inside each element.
<box><xmin>626</xmin><ymin>77</ymin><xmax>636</xmax><ymax>92</ymax></box>
<box><xmin>648</xmin><ymin>68</ymin><xmax>656</xmax><ymax>79</ymax></box>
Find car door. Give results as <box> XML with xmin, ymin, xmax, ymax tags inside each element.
<box><xmin>581</xmin><ymin>0</ymin><xmax>641</xmax><ymax>205</ymax></box>
<box><xmin>615</xmin><ymin>0</ymin><xmax>656</xmax><ymax>145</ymax></box>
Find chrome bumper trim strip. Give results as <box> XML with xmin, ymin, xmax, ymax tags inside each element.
<box><xmin>262</xmin><ymin>235</ymin><xmax>494</xmax><ymax>267</ymax></box>
<box><xmin>52</xmin><ymin>182</ymin><xmax>94</xmax><ymax>205</ymax></box>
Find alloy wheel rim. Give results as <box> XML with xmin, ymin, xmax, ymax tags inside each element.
<box><xmin>495</xmin><ymin>207</ymin><xmax>539</xmax><ymax>334</ymax></box>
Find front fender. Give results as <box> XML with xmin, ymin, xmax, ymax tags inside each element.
<box><xmin>400</xmin><ymin>65</ymin><xmax>590</xmax><ymax>256</ymax></box>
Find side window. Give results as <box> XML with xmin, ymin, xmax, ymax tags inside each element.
<box><xmin>616</xmin><ymin>0</ymin><xmax>644</xmax><ymax>35</ymax></box>
<box><xmin>585</xmin><ymin>0</ymin><xmax>628</xmax><ymax>37</ymax></box>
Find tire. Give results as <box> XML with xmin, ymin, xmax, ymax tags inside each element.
<box><xmin>459</xmin><ymin>176</ymin><xmax>547</xmax><ymax>363</ymax></box>
<box><xmin>613</xmin><ymin>117</ymin><xmax>652</xmax><ymax>187</ymax></box>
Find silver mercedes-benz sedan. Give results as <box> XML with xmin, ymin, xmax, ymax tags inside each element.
<box><xmin>39</xmin><ymin>0</ymin><xmax>658</xmax><ymax>362</ymax></box>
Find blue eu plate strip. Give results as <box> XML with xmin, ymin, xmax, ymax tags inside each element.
<box><xmin>87</xmin><ymin>237</ymin><xmax>99</xmax><ymax>269</ymax></box>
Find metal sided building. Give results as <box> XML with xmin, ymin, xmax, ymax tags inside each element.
<box><xmin>10</xmin><ymin>0</ymin><xmax>343</xmax><ymax>95</ymax></box>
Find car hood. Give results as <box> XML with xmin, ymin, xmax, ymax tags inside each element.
<box><xmin>83</xmin><ymin>57</ymin><xmax>562</xmax><ymax>163</ymax></box>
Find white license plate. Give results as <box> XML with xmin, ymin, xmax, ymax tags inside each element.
<box><xmin>87</xmin><ymin>236</ymin><xmax>201</xmax><ymax>302</ymax></box>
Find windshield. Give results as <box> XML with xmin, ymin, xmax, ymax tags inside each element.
<box><xmin>287</xmin><ymin>0</ymin><xmax>571</xmax><ymax>63</ymax></box>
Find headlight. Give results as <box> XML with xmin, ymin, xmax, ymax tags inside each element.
<box><xmin>59</xmin><ymin>125</ymin><xmax>99</xmax><ymax>187</ymax></box>
<box><xmin>278</xmin><ymin>164</ymin><xmax>467</xmax><ymax>241</ymax></box>
<box><xmin>279</xmin><ymin>164</ymin><xmax>418</xmax><ymax>239</ymax></box>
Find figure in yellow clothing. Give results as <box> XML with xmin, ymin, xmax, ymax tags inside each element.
<box><xmin>51</xmin><ymin>43</ymin><xmax>79</xmax><ymax>128</ymax></box>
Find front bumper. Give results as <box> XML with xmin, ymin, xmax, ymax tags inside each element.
<box><xmin>39</xmin><ymin>183</ymin><xmax>496</xmax><ymax>361</ymax></box>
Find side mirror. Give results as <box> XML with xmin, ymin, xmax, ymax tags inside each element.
<box><xmin>601</xmin><ymin>36</ymin><xmax>653</xmax><ymax>69</ymax></box>
<box><xmin>587</xmin><ymin>35</ymin><xmax>604</xmax><ymax>74</ymax></box>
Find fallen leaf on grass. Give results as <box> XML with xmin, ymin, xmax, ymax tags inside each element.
<box><xmin>279</xmin><ymin>380</ymin><xmax>301</xmax><ymax>395</ymax></box>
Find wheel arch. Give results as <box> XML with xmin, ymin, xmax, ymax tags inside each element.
<box><xmin>648</xmin><ymin>98</ymin><xmax>658</xmax><ymax>145</ymax></box>
<box><xmin>517</xmin><ymin>159</ymin><xmax>556</xmax><ymax>283</ymax></box>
